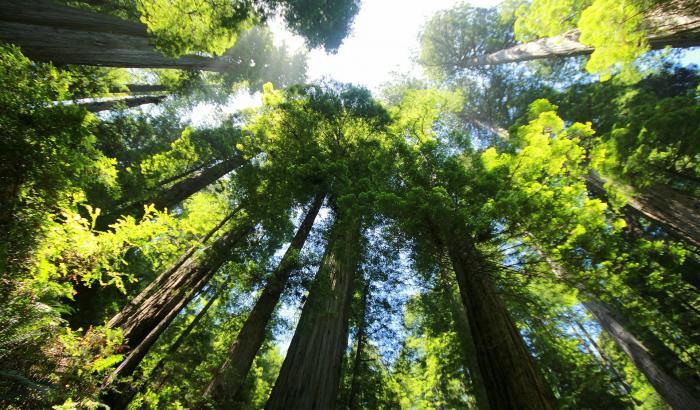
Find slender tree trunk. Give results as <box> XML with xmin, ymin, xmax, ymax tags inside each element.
<box><xmin>461</xmin><ymin>6</ymin><xmax>700</xmax><ymax>67</ymax></box>
<box><xmin>585</xmin><ymin>172</ymin><xmax>700</xmax><ymax>249</ymax></box>
<box><xmin>347</xmin><ymin>282</ymin><xmax>369</xmax><ymax>410</ymax></box>
<box><xmin>74</xmin><ymin>95</ymin><xmax>167</xmax><ymax>112</ymax></box>
<box><xmin>203</xmin><ymin>192</ymin><xmax>325</xmax><ymax>403</ymax></box>
<box><xmin>534</xmin><ymin>242</ymin><xmax>700</xmax><ymax>408</ymax></box>
<box><xmin>265</xmin><ymin>215</ymin><xmax>362</xmax><ymax>410</ymax></box>
<box><xmin>99</xmin><ymin>157</ymin><xmax>243</xmax><ymax>229</ymax></box>
<box><xmin>446</xmin><ymin>238</ymin><xmax>555</xmax><ymax>410</ymax></box>
<box><xmin>583</xmin><ymin>299</ymin><xmax>700</xmax><ymax>410</ymax></box>
<box><xmin>439</xmin><ymin>270</ymin><xmax>491</xmax><ymax>410</ymax></box>
<box><xmin>107</xmin><ymin>220</ymin><xmax>252</xmax><ymax>351</ymax></box>
<box><xmin>109</xmin><ymin>84</ymin><xmax>170</xmax><ymax>94</ymax></box>
<box><xmin>0</xmin><ymin>0</ymin><xmax>230</xmax><ymax>71</ymax></box>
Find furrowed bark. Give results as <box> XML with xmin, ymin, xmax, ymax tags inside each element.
<box><xmin>585</xmin><ymin>172</ymin><xmax>700</xmax><ymax>249</ymax></box>
<box><xmin>76</xmin><ymin>95</ymin><xmax>167</xmax><ymax>112</ymax></box>
<box><xmin>204</xmin><ymin>192</ymin><xmax>325</xmax><ymax>403</ymax></box>
<box><xmin>584</xmin><ymin>299</ymin><xmax>700</xmax><ymax>410</ymax></box>
<box><xmin>265</xmin><ymin>215</ymin><xmax>362</xmax><ymax>410</ymax></box>
<box><xmin>0</xmin><ymin>0</ymin><xmax>230</xmax><ymax>71</ymax></box>
<box><xmin>447</xmin><ymin>239</ymin><xmax>555</xmax><ymax>410</ymax></box>
<box><xmin>108</xmin><ymin>221</ymin><xmax>253</xmax><ymax>351</ymax></box>
<box><xmin>535</xmin><ymin>242</ymin><xmax>700</xmax><ymax>408</ymax></box>
<box><xmin>462</xmin><ymin>7</ymin><xmax>700</xmax><ymax>67</ymax></box>
<box><xmin>100</xmin><ymin>157</ymin><xmax>243</xmax><ymax>229</ymax></box>
<box><xmin>439</xmin><ymin>270</ymin><xmax>491</xmax><ymax>410</ymax></box>
<box><xmin>347</xmin><ymin>282</ymin><xmax>369</xmax><ymax>410</ymax></box>
<box><xmin>109</xmin><ymin>84</ymin><xmax>170</xmax><ymax>94</ymax></box>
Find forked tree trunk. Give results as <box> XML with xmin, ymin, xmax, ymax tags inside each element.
<box><xmin>462</xmin><ymin>6</ymin><xmax>700</xmax><ymax>67</ymax></box>
<box><xmin>585</xmin><ymin>172</ymin><xmax>700</xmax><ymax>249</ymax></box>
<box><xmin>0</xmin><ymin>0</ymin><xmax>229</xmax><ymax>71</ymax></box>
<box><xmin>76</xmin><ymin>95</ymin><xmax>167</xmax><ymax>112</ymax></box>
<box><xmin>99</xmin><ymin>157</ymin><xmax>243</xmax><ymax>229</ymax></box>
<box><xmin>265</xmin><ymin>215</ymin><xmax>362</xmax><ymax>410</ymax></box>
<box><xmin>446</xmin><ymin>238</ymin><xmax>554</xmax><ymax>410</ymax></box>
<box><xmin>204</xmin><ymin>192</ymin><xmax>325</xmax><ymax>403</ymax></box>
<box><xmin>107</xmin><ymin>220</ymin><xmax>252</xmax><ymax>351</ymax></box>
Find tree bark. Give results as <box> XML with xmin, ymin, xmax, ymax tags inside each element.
<box><xmin>534</xmin><ymin>241</ymin><xmax>700</xmax><ymax>408</ymax></box>
<box><xmin>265</xmin><ymin>215</ymin><xmax>362</xmax><ymax>410</ymax></box>
<box><xmin>347</xmin><ymin>282</ymin><xmax>369</xmax><ymax>410</ymax></box>
<box><xmin>99</xmin><ymin>157</ymin><xmax>243</xmax><ymax>229</ymax></box>
<box><xmin>108</xmin><ymin>84</ymin><xmax>170</xmax><ymax>94</ymax></box>
<box><xmin>107</xmin><ymin>220</ymin><xmax>252</xmax><ymax>352</ymax></box>
<box><xmin>0</xmin><ymin>0</ymin><xmax>230</xmax><ymax>71</ymax></box>
<box><xmin>75</xmin><ymin>95</ymin><xmax>167</xmax><ymax>112</ymax></box>
<box><xmin>439</xmin><ymin>270</ymin><xmax>491</xmax><ymax>410</ymax></box>
<box><xmin>461</xmin><ymin>7</ymin><xmax>700</xmax><ymax>67</ymax></box>
<box><xmin>446</xmin><ymin>239</ymin><xmax>555</xmax><ymax>410</ymax></box>
<box><xmin>583</xmin><ymin>299</ymin><xmax>700</xmax><ymax>410</ymax></box>
<box><xmin>203</xmin><ymin>192</ymin><xmax>325</xmax><ymax>403</ymax></box>
<box><xmin>584</xmin><ymin>172</ymin><xmax>700</xmax><ymax>249</ymax></box>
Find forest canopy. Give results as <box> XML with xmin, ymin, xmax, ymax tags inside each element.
<box><xmin>1</xmin><ymin>0</ymin><xmax>699</xmax><ymax>409</ymax></box>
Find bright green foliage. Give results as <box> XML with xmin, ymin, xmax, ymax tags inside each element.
<box><xmin>137</xmin><ymin>0</ymin><xmax>253</xmax><ymax>56</ymax></box>
<box><xmin>514</xmin><ymin>0</ymin><xmax>653</xmax><ymax>80</ymax></box>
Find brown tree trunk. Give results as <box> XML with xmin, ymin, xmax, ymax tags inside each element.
<box><xmin>76</xmin><ymin>95</ymin><xmax>167</xmax><ymax>112</ymax></box>
<box><xmin>107</xmin><ymin>220</ymin><xmax>252</xmax><ymax>351</ymax></box>
<box><xmin>109</xmin><ymin>84</ymin><xmax>170</xmax><ymax>94</ymax></box>
<box><xmin>534</xmin><ymin>241</ymin><xmax>700</xmax><ymax>408</ymax></box>
<box><xmin>446</xmin><ymin>239</ymin><xmax>555</xmax><ymax>410</ymax></box>
<box><xmin>585</xmin><ymin>172</ymin><xmax>700</xmax><ymax>249</ymax></box>
<box><xmin>203</xmin><ymin>192</ymin><xmax>325</xmax><ymax>403</ymax></box>
<box><xmin>584</xmin><ymin>299</ymin><xmax>700</xmax><ymax>410</ymax></box>
<box><xmin>265</xmin><ymin>215</ymin><xmax>362</xmax><ymax>410</ymax></box>
<box><xmin>439</xmin><ymin>270</ymin><xmax>491</xmax><ymax>410</ymax></box>
<box><xmin>99</xmin><ymin>157</ymin><xmax>243</xmax><ymax>229</ymax></box>
<box><xmin>347</xmin><ymin>282</ymin><xmax>369</xmax><ymax>410</ymax></box>
<box><xmin>462</xmin><ymin>6</ymin><xmax>700</xmax><ymax>67</ymax></box>
<box><xmin>0</xmin><ymin>0</ymin><xmax>230</xmax><ymax>71</ymax></box>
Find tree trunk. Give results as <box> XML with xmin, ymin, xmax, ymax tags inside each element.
<box><xmin>585</xmin><ymin>172</ymin><xmax>700</xmax><ymax>249</ymax></box>
<box><xmin>99</xmin><ymin>157</ymin><xmax>243</xmax><ymax>229</ymax></box>
<box><xmin>107</xmin><ymin>220</ymin><xmax>252</xmax><ymax>351</ymax></box>
<box><xmin>203</xmin><ymin>192</ymin><xmax>325</xmax><ymax>403</ymax></box>
<box><xmin>75</xmin><ymin>95</ymin><xmax>167</xmax><ymax>112</ymax></box>
<box><xmin>109</xmin><ymin>84</ymin><xmax>170</xmax><ymax>94</ymax></box>
<box><xmin>583</xmin><ymin>299</ymin><xmax>700</xmax><ymax>410</ymax></box>
<box><xmin>461</xmin><ymin>6</ymin><xmax>700</xmax><ymax>67</ymax></box>
<box><xmin>347</xmin><ymin>282</ymin><xmax>369</xmax><ymax>410</ymax></box>
<box><xmin>446</xmin><ymin>239</ymin><xmax>555</xmax><ymax>410</ymax></box>
<box><xmin>534</xmin><ymin>241</ymin><xmax>700</xmax><ymax>408</ymax></box>
<box><xmin>265</xmin><ymin>215</ymin><xmax>362</xmax><ymax>410</ymax></box>
<box><xmin>0</xmin><ymin>0</ymin><xmax>230</xmax><ymax>71</ymax></box>
<box><xmin>439</xmin><ymin>270</ymin><xmax>491</xmax><ymax>410</ymax></box>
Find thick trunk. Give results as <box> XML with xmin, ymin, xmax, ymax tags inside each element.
<box><xmin>462</xmin><ymin>7</ymin><xmax>700</xmax><ymax>67</ymax></box>
<box><xmin>109</xmin><ymin>84</ymin><xmax>170</xmax><ymax>94</ymax></box>
<box><xmin>584</xmin><ymin>299</ymin><xmax>700</xmax><ymax>410</ymax></box>
<box><xmin>447</xmin><ymin>239</ymin><xmax>554</xmax><ymax>410</ymax></box>
<box><xmin>76</xmin><ymin>95</ymin><xmax>167</xmax><ymax>112</ymax></box>
<box><xmin>585</xmin><ymin>172</ymin><xmax>700</xmax><ymax>249</ymax></box>
<box><xmin>265</xmin><ymin>216</ymin><xmax>362</xmax><ymax>410</ymax></box>
<box><xmin>204</xmin><ymin>192</ymin><xmax>325</xmax><ymax>403</ymax></box>
<box><xmin>347</xmin><ymin>283</ymin><xmax>369</xmax><ymax>410</ymax></box>
<box><xmin>440</xmin><ymin>271</ymin><xmax>491</xmax><ymax>410</ymax></box>
<box><xmin>100</xmin><ymin>157</ymin><xmax>242</xmax><ymax>229</ymax></box>
<box><xmin>0</xmin><ymin>0</ymin><xmax>229</xmax><ymax>71</ymax></box>
<box><xmin>107</xmin><ymin>221</ymin><xmax>252</xmax><ymax>351</ymax></box>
